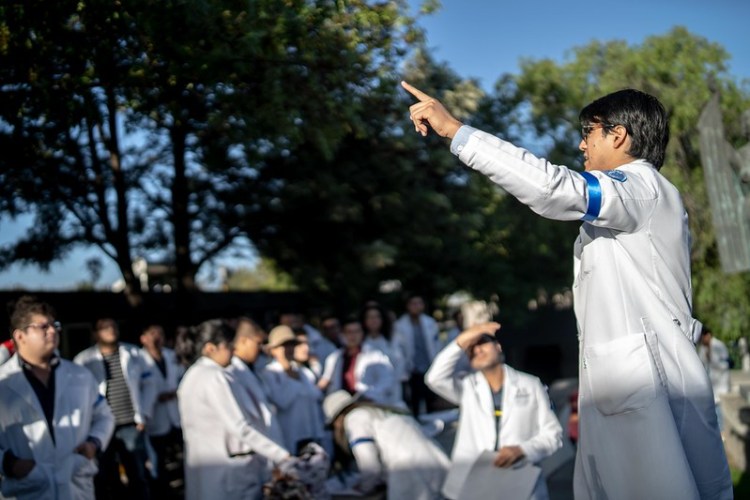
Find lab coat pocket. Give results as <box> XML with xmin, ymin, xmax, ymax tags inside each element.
<box><xmin>0</xmin><ymin>461</ymin><xmax>51</xmax><ymax>498</ymax></box>
<box><xmin>584</xmin><ymin>333</ymin><xmax>657</xmax><ymax>416</ymax></box>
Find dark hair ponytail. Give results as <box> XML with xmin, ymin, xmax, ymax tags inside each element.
<box><xmin>175</xmin><ymin>319</ymin><xmax>234</xmax><ymax>366</ymax></box>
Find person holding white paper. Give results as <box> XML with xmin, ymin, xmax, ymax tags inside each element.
<box><xmin>425</xmin><ymin>322</ymin><xmax>562</xmax><ymax>499</ymax></box>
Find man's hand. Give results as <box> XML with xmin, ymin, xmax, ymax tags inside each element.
<box><xmin>75</xmin><ymin>441</ymin><xmax>98</xmax><ymax>460</ymax></box>
<box><xmin>494</xmin><ymin>445</ymin><xmax>525</xmax><ymax>468</ymax></box>
<box><xmin>401</xmin><ymin>81</ymin><xmax>463</xmax><ymax>139</ymax></box>
<box><xmin>10</xmin><ymin>458</ymin><xmax>35</xmax><ymax>479</ymax></box>
<box><xmin>455</xmin><ymin>322</ymin><xmax>501</xmax><ymax>350</ymax></box>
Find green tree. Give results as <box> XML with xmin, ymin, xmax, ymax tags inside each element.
<box><xmin>509</xmin><ymin>27</ymin><xmax>750</xmax><ymax>340</ymax></box>
<box><xmin>0</xmin><ymin>0</ymin><xmax>421</xmax><ymax>305</ymax></box>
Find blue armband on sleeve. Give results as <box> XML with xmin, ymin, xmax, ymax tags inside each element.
<box><xmin>580</xmin><ymin>171</ymin><xmax>602</xmax><ymax>222</ymax></box>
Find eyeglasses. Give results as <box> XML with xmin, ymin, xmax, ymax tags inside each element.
<box><xmin>24</xmin><ymin>321</ymin><xmax>62</xmax><ymax>333</ymax></box>
<box><xmin>581</xmin><ymin>122</ymin><xmax>616</xmax><ymax>141</ymax></box>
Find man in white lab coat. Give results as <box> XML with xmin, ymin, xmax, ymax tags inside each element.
<box><xmin>139</xmin><ymin>323</ymin><xmax>184</xmax><ymax>497</ymax></box>
<box><xmin>404</xmin><ymin>82</ymin><xmax>732</xmax><ymax>499</ymax></box>
<box><xmin>426</xmin><ymin>322</ymin><xmax>562</xmax><ymax>499</ymax></box>
<box><xmin>227</xmin><ymin>317</ymin><xmax>285</xmax><ymax>447</ymax></box>
<box><xmin>0</xmin><ymin>295</ymin><xmax>114</xmax><ymax>500</ymax></box>
<box><xmin>74</xmin><ymin>318</ymin><xmax>156</xmax><ymax>499</ymax></box>
<box><xmin>393</xmin><ymin>295</ymin><xmax>441</xmax><ymax>415</ymax></box>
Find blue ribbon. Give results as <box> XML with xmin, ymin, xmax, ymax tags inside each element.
<box><xmin>580</xmin><ymin>171</ymin><xmax>602</xmax><ymax>222</ymax></box>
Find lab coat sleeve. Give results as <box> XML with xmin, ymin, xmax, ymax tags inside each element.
<box><xmin>454</xmin><ymin>127</ymin><xmax>659</xmax><ymax>232</ymax></box>
<box><xmin>209</xmin><ymin>369</ymin><xmax>290</xmax><ymax>463</ymax></box>
<box><xmin>138</xmin><ymin>355</ymin><xmax>158</xmax><ymax>423</ymax></box>
<box><xmin>345</xmin><ymin>409</ymin><xmax>384</xmax><ymax>494</ymax></box>
<box><xmin>87</xmin><ymin>373</ymin><xmax>116</xmax><ymax>450</ymax></box>
<box><xmin>516</xmin><ymin>380</ymin><xmax>563</xmax><ymax>463</ymax></box>
<box><xmin>389</xmin><ymin>329</ymin><xmax>409</xmax><ymax>382</ymax></box>
<box><xmin>424</xmin><ymin>342</ymin><xmax>466</xmax><ymax>405</ymax></box>
<box><xmin>320</xmin><ymin>352</ymin><xmax>339</xmax><ymax>385</ymax></box>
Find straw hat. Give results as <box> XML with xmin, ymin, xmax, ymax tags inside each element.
<box><xmin>267</xmin><ymin>325</ymin><xmax>297</xmax><ymax>348</ymax></box>
<box><xmin>322</xmin><ymin>390</ymin><xmax>360</xmax><ymax>425</ymax></box>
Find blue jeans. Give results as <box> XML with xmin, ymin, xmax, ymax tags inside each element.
<box><xmin>95</xmin><ymin>424</ymin><xmax>150</xmax><ymax>500</ymax></box>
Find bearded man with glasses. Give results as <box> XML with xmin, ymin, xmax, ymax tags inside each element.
<box><xmin>0</xmin><ymin>295</ymin><xmax>114</xmax><ymax>500</ymax></box>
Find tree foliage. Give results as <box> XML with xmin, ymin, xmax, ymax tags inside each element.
<box><xmin>0</xmin><ymin>0</ymin><xmax>422</xmax><ymax>305</ymax></box>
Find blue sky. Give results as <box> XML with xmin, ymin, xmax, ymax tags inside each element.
<box><xmin>1</xmin><ymin>0</ymin><xmax>748</xmax><ymax>290</ymax></box>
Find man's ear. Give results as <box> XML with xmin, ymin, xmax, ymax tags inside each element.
<box><xmin>611</xmin><ymin>124</ymin><xmax>629</xmax><ymax>149</ymax></box>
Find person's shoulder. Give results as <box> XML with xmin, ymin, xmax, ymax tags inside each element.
<box><xmin>120</xmin><ymin>342</ymin><xmax>142</xmax><ymax>354</ymax></box>
<box><xmin>0</xmin><ymin>354</ymin><xmax>19</xmax><ymax>379</ymax></box>
<box><xmin>73</xmin><ymin>345</ymin><xmax>97</xmax><ymax>362</ymax></box>
<box><xmin>59</xmin><ymin>359</ymin><xmax>101</xmax><ymax>386</ymax></box>
<box><xmin>505</xmin><ymin>364</ymin><xmax>544</xmax><ymax>385</ymax></box>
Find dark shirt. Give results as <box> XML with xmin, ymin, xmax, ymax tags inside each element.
<box><xmin>154</xmin><ymin>356</ymin><xmax>167</xmax><ymax>379</ymax></box>
<box><xmin>20</xmin><ymin>354</ymin><xmax>60</xmax><ymax>443</ymax></box>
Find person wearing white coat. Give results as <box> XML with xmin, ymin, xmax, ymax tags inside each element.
<box><xmin>0</xmin><ymin>296</ymin><xmax>114</xmax><ymax>500</ymax></box>
<box><xmin>176</xmin><ymin>319</ymin><xmax>292</xmax><ymax>500</ymax></box>
<box><xmin>404</xmin><ymin>82</ymin><xmax>732</xmax><ymax>499</ymax></box>
<box><xmin>426</xmin><ymin>323</ymin><xmax>562</xmax><ymax>500</ymax></box>
<box><xmin>74</xmin><ymin>318</ymin><xmax>155</xmax><ymax>499</ymax></box>
<box><xmin>139</xmin><ymin>324</ymin><xmax>184</xmax><ymax>497</ymax></box>
<box><xmin>261</xmin><ymin>326</ymin><xmax>327</xmax><ymax>455</ymax></box>
<box><xmin>227</xmin><ymin>318</ymin><xmax>285</xmax><ymax>448</ymax></box>
<box><xmin>393</xmin><ymin>295</ymin><xmax>441</xmax><ymax>415</ymax></box>
<box><xmin>323</xmin><ymin>390</ymin><xmax>449</xmax><ymax>499</ymax></box>
<box><xmin>319</xmin><ymin>318</ymin><xmax>400</xmax><ymax>407</ymax></box>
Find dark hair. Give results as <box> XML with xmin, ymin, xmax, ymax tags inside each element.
<box><xmin>579</xmin><ymin>88</ymin><xmax>670</xmax><ymax>169</ymax></box>
<box><xmin>360</xmin><ymin>304</ymin><xmax>393</xmax><ymax>340</ymax></box>
<box><xmin>341</xmin><ymin>315</ymin><xmax>362</xmax><ymax>329</ymax></box>
<box><xmin>175</xmin><ymin>319</ymin><xmax>234</xmax><ymax>365</ymax></box>
<box><xmin>9</xmin><ymin>295</ymin><xmax>56</xmax><ymax>332</ymax></box>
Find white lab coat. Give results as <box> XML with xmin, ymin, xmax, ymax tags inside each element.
<box><xmin>363</xmin><ymin>336</ymin><xmax>405</xmax><ymax>404</ymax></box>
<box><xmin>73</xmin><ymin>343</ymin><xmax>156</xmax><ymax>426</ymax></box>
<box><xmin>321</xmin><ymin>345</ymin><xmax>400</xmax><ymax>407</ymax></box>
<box><xmin>426</xmin><ymin>342</ymin><xmax>562</xmax><ymax>499</ymax></box>
<box><xmin>698</xmin><ymin>337</ymin><xmax>731</xmax><ymax>403</ymax></box>
<box><xmin>261</xmin><ymin>360</ymin><xmax>326</xmax><ymax>455</ymax></box>
<box><xmin>226</xmin><ymin>356</ymin><xmax>285</xmax><ymax>447</ymax></box>
<box><xmin>393</xmin><ymin>314</ymin><xmax>440</xmax><ymax>379</ymax></box>
<box><xmin>178</xmin><ymin>356</ymin><xmax>289</xmax><ymax>500</ymax></box>
<box><xmin>453</xmin><ymin>126</ymin><xmax>732</xmax><ymax>499</ymax></box>
<box><xmin>0</xmin><ymin>355</ymin><xmax>115</xmax><ymax>500</ymax></box>
<box><xmin>342</xmin><ymin>405</ymin><xmax>449</xmax><ymax>499</ymax></box>
<box><xmin>139</xmin><ymin>347</ymin><xmax>183</xmax><ymax>436</ymax></box>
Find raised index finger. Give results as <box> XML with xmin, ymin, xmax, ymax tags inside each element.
<box><xmin>401</xmin><ymin>80</ymin><xmax>432</xmax><ymax>102</ymax></box>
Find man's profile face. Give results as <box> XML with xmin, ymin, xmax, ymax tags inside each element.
<box><xmin>15</xmin><ymin>313</ymin><xmax>59</xmax><ymax>360</ymax></box>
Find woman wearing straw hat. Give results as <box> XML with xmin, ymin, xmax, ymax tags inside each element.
<box><xmin>323</xmin><ymin>390</ymin><xmax>449</xmax><ymax>499</ymax></box>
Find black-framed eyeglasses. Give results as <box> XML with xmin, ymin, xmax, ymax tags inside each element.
<box><xmin>581</xmin><ymin>122</ymin><xmax>616</xmax><ymax>140</ymax></box>
<box><xmin>24</xmin><ymin>321</ymin><xmax>62</xmax><ymax>333</ymax></box>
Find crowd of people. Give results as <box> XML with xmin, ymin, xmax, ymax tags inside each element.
<box><xmin>0</xmin><ymin>293</ymin><xmax>571</xmax><ymax>500</ymax></box>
